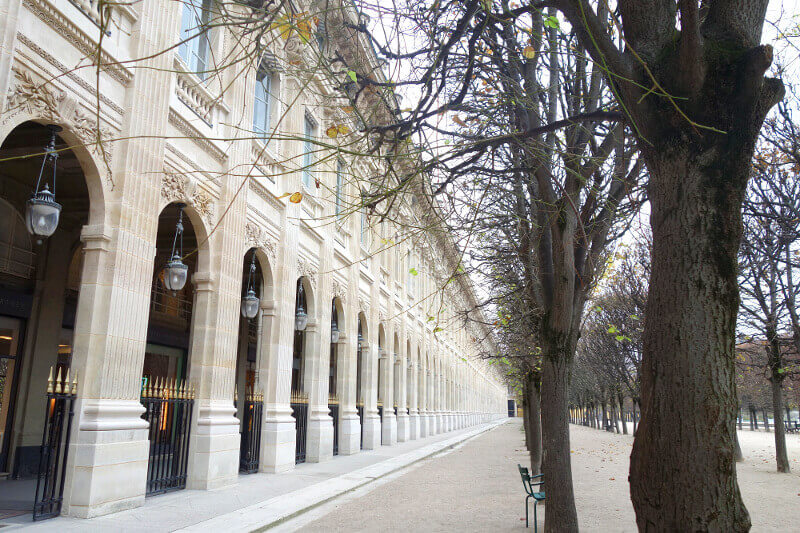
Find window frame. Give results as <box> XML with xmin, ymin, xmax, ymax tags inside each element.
<box><xmin>178</xmin><ymin>0</ymin><xmax>213</xmax><ymax>79</ymax></box>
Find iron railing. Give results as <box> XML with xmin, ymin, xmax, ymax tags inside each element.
<box><xmin>291</xmin><ymin>391</ymin><xmax>308</xmax><ymax>464</ymax></box>
<box><xmin>356</xmin><ymin>402</ymin><xmax>364</xmax><ymax>449</ymax></box>
<box><xmin>141</xmin><ymin>377</ymin><xmax>194</xmax><ymax>496</ymax></box>
<box><xmin>377</xmin><ymin>403</ymin><xmax>383</xmax><ymax>445</ymax></box>
<box><xmin>329</xmin><ymin>395</ymin><xmax>339</xmax><ymax>456</ymax></box>
<box><xmin>239</xmin><ymin>390</ymin><xmax>264</xmax><ymax>474</ymax></box>
<box><xmin>33</xmin><ymin>368</ymin><xmax>77</xmax><ymax>521</ymax></box>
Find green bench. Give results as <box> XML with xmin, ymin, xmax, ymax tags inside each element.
<box><xmin>518</xmin><ymin>464</ymin><xmax>545</xmax><ymax>531</ymax></box>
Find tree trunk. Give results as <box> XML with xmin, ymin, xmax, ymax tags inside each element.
<box><xmin>762</xmin><ymin>409</ymin><xmax>769</xmax><ymax>432</ymax></box>
<box><xmin>737</xmin><ymin>408</ymin><xmax>743</xmax><ymax>431</ymax></box>
<box><xmin>619</xmin><ymin>393</ymin><xmax>628</xmax><ymax>435</ymax></box>
<box><xmin>527</xmin><ymin>373</ymin><xmax>543</xmax><ymax>474</ymax></box>
<box><xmin>541</xmin><ymin>349</ymin><xmax>579</xmax><ymax>532</ymax></box>
<box><xmin>770</xmin><ymin>378</ymin><xmax>790</xmax><ymax>473</ymax></box>
<box><xmin>632</xmin><ymin>400</ymin><xmax>638</xmax><ymax>434</ymax></box>
<box><xmin>601</xmin><ymin>399</ymin><xmax>608</xmax><ymax>431</ymax></box>
<box><xmin>750</xmin><ymin>407</ymin><xmax>757</xmax><ymax>430</ymax></box>
<box><xmin>522</xmin><ymin>380</ymin><xmax>531</xmax><ymax>451</ymax></box>
<box><xmin>630</xmin><ymin>152</ymin><xmax>750</xmax><ymax>531</ymax></box>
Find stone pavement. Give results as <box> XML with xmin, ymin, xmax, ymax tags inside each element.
<box><xmin>284</xmin><ymin>419</ymin><xmax>800</xmax><ymax>532</ymax></box>
<box><xmin>285</xmin><ymin>418</ymin><xmax>530</xmax><ymax>532</ymax></box>
<box><xmin>3</xmin><ymin>419</ymin><xmax>505</xmax><ymax>532</ymax></box>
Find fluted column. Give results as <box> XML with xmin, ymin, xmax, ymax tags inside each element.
<box><xmin>395</xmin><ymin>336</ymin><xmax>409</xmax><ymax>442</ymax></box>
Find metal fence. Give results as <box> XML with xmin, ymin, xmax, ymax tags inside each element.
<box><xmin>239</xmin><ymin>390</ymin><xmax>264</xmax><ymax>474</ymax></box>
<box><xmin>141</xmin><ymin>377</ymin><xmax>194</xmax><ymax>496</ymax></box>
<box><xmin>291</xmin><ymin>391</ymin><xmax>308</xmax><ymax>464</ymax></box>
<box><xmin>329</xmin><ymin>395</ymin><xmax>339</xmax><ymax>456</ymax></box>
<box><xmin>33</xmin><ymin>368</ymin><xmax>77</xmax><ymax>521</ymax></box>
<box><xmin>356</xmin><ymin>402</ymin><xmax>364</xmax><ymax>449</ymax></box>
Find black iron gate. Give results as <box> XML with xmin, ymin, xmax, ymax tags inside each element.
<box><xmin>329</xmin><ymin>395</ymin><xmax>339</xmax><ymax>456</ymax></box>
<box><xmin>291</xmin><ymin>391</ymin><xmax>308</xmax><ymax>464</ymax></box>
<box><xmin>356</xmin><ymin>402</ymin><xmax>364</xmax><ymax>449</ymax></box>
<box><xmin>239</xmin><ymin>390</ymin><xmax>263</xmax><ymax>474</ymax></box>
<box><xmin>377</xmin><ymin>403</ymin><xmax>383</xmax><ymax>445</ymax></box>
<box><xmin>141</xmin><ymin>377</ymin><xmax>194</xmax><ymax>496</ymax></box>
<box><xmin>33</xmin><ymin>368</ymin><xmax>77</xmax><ymax>521</ymax></box>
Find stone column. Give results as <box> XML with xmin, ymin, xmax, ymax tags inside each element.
<box><xmin>361</xmin><ymin>331</ymin><xmax>381</xmax><ymax>449</ymax></box>
<box><xmin>394</xmin><ymin>334</ymin><xmax>409</xmax><ymax>442</ymax></box>
<box><xmin>304</xmin><ymin>311</ymin><xmax>333</xmax><ymax>463</ymax></box>
<box><xmin>336</xmin><ymin>323</ymin><xmax>359</xmax><ymax>455</ymax></box>
<box><xmin>407</xmin><ymin>349</ymin><xmax>419</xmax><ymax>440</ymax></box>
<box><xmin>379</xmin><ymin>345</ymin><xmax>396</xmax><ymax>446</ymax></box>
<box><xmin>418</xmin><ymin>358</ymin><xmax>428</xmax><ymax>438</ymax></box>
<box><xmin>62</xmin><ymin>0</ymin><xmax>184</xmax><ymax>517</ymax></box>
<box><xmin>0</xmin><ymin>0</ymin><xmax>21</xmax><ymax>100</ymax></box>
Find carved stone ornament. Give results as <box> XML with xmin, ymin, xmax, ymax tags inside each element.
<box><xmin>378</xmin><ymin>310</ymin><xmax>386</xmax><ymax>324</ymax></box>
<box><xmin>331</xmin><ymin>279</ymin><xmax>347</xmax><ymax>303</ymax></box>
<box><xmin>244</xmin><ymin>222</ymin><xmax>277</xmax><ymax>261</ymax></box>
<box><xmin>358</xmin><ymin>297</ymin><xmax>370</xmax><ymax>316</ymax></box>
<box><xmin>5</xmin><ymin>68</ymin><xmax>114</xmax><ymax>180</ymax></box>
<box><xmin>296</xmin><ymin>257</ymin><xmax>317</xmax><ymax>288</ymax></box>
<box><xmin>160</xmin><ymin>170</ymin><xmax>214</xmax><ymax>225</ymax></box>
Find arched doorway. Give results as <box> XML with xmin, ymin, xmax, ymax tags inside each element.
<box><xmin>377</xmin><ymin>324</ymin><xmax>386</xmax><ymax>444</ymax></box>
<box><xmin>0</xmin><ymin>121</ymin><xmax>100</xmax><ymax>515</ymax></box>
<box><xmin>140</xmin><ymin>202</ymin><xmax>206</xmax><ymax>496</ymax></box>
<box><xmin>237</xmin><ymin>248</ymin><xmax>269</xmax><ymax>474</ymax></box>
<box><xmin>356</xmin><ymin>313</ymin><xmax>366</xmax><ymax>449</ymax></box>
<box><xmin>290</xmin><ymin>277</ymin><xmax>312</xmax><ymax>464</ymax></box>
<box><xmin>328</xmin><ymin>297</ymin><xmax>343</xmax><ymax>456</ymax></box>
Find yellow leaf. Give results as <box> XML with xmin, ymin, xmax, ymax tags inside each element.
<box><xmin>289</xmin><ymin>192</ymin><xmax>303</xmax><ymax>204</ymax></box>
<box><xmin>342</xmin><ymin>106</ymin><xmax>354</xmax><ymax>114</ymax></box>
<box><xmin>453</xmin><ymin>115</ymin><xmax>467</xmax><ymax>127</ymax></box>
<box><xmin>326</xmin><ymin>125</ymin><xmax>340</xmax><ymax>138</ymax></box>
<box><xmin>523</xmin><ymin>46</ymin><xmax>536</xmax><ymax>59</ymax></box>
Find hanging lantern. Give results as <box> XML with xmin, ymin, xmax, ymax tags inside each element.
<box><xmin>162</xmin><ymin>204</ymin><xmax>188</xmax><ymax>292</ymax></box>
<box><xmin>241</xmin><ymin>251</ymin><xmax>260</xmax><ymax>319</ymax></box>
<box><xmin>330</xmin><ymin>301</ymin><xmax>339</xmax><ymax>343</ymax></box>
<box><xmin>294</xmin><ymin>280</ymin><xmax>308</xmax><ymax>331</ymax></box>
<box><xmin>25</xmin><ymin>125</ymin><xmax>63</xmax><ymax>241</ymax></box>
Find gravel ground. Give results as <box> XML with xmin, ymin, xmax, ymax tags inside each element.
<box><xmin>294</xmin><ymin>419</ymin><xmax>800</xmax><ymax>532</ymax></box>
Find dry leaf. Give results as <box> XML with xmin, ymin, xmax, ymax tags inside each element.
<box><xmin>289</xmin><ymin>192</ymin><xmax>303</xmax><ymax>203</ymax></box>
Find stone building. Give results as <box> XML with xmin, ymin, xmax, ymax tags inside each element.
<box><xmin>0</xmin><ymin>0</ymin><xmax>506</xmax><ymax>519</ymax></box>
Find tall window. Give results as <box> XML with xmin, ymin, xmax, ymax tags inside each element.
<box><xmin>335</xmin><ymin>159</ymin><xmax>345</xmax><ymax>219</ymax></box>
<box><xmin>302</xmin><ymin>114</ymin><xmax>316</xmax><ymax>188</ymax></box>
<box><xmin>179</xmin><ymin>0</ymin><xmax>212</xmax><ymax>78</ymax></box>
<box><xmin>253</xmin><ymin>63</ymin><xmax>273</xmax><ymax>139</ymax></box>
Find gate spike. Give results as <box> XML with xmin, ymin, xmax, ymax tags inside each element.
<box><xmin>47</xmin><ymin>367</ymin><xmax>54</xmax><ymax>394</ymax></box>
<box><xmin>190</xmin><ymin>384</ymin><xmax>196</xmax><ymax>399</ymax></box>
<box><xmin>155</xmin><ymin>377</ymin><xmax>162</xmax><ymax>398</ymax></box>
<box><xmin>55</xmin><ymin>368</ymin><xmax>63</xmax><ymax>394</ymax></box>
<box><xmin>64</xmin><ymin>369</ymin><xmax>71</xmax><ymax>394</ymax></box>
<box><xmin>71</xmin><ymin>371</ymin><xmax>78</xmax><ymax>395</ymax></box>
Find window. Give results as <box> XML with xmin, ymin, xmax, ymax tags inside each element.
<box><xmin>335</xmin><ymin>159</ymin><xmax>345</xmax><ymax>218</ymax></box>
<box><xmin>179</xmin><ymin>0</ymin><xmax>212</xmax><ymax>79</ymax></box>
<box><xmin>253</xmin><ymin>63</ymin><xmax>273</xmax><ymax>139</ymax></box>
<box><xmin>302</xmin><ymin>114</ymin><xmax>317</xmax><ymax>188</ymax></box>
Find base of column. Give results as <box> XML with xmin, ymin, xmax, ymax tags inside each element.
<box><xmin>434</xmin><ymin>413</ymin><xmax>443</xmax><ymax>434</ymax></box>
<box><xmin>260</xmin><ymin>406</ymin><xmax>296</xmax><ymax>473</ymax></box>
<box><xmin>396</xmin><ymin>412</ymin><xmax>409</xmax><ymax>442</ymax></box>
<box><xmin>418</xmin><ymin>412</ymin><xmax>428</xmax><ymax>438</ymax></box>
<box><xmin>408</xmin><ymin>411</ymin><xmax>420</xmax><ymax>440</ymax></box>
<box><xmin>306</xmin><ymin>407</ymin><xmax>334</xmax><ymax>463</ymax></box>
<box><xmin>337</xmin><ymin>412</ymin><xmax>361</xmax><ymax>455</ymax></box>
<box><xmin>187</xmin><ymin>400</ymin><xmax>240</xmax><ymax>490</ymax></box>
<box><xmin>63</xmin><ymin>399</ymin><xmax>150</xmax><ymax>518</ymax></box>
<box><xmin>362</xmin><ymin>412</ymin><xmax>381</xmax><ymax>449</ymax></box>
<box><xmin>381</xmin><ymin>412</ymin><xmax>397</xmax><ymax>446</ymax></box>
<box><xmin>426</xmin><ymin>413</ymin><xmax>436</xmax><ymax>435</ymax></box>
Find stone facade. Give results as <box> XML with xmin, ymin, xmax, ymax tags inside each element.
<box><xmin>0</xmin><ymin>0</ymin><xmax>506</xmax><ymax>518</ymax></box>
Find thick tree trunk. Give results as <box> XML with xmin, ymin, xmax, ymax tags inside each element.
<box><xmin>619</xmin><ymin>394</ymin><xmax>628</xmax><ymax>435</ymax></box>
<box><xmin>632</xmin><ymin>400</ymin><xmax>638</xmax><ymax>434</ymax></box>
<box><xmin>750</xmin><ymin>407</ymin><xmax>757</xmax><ymax>430</ymax></box>
<box><xmin>630</xmin><ymin>153</ymin><xmax>750</xmax><ymax>531</ymax></box>
<box><xmin>770</xmin><ymin>378</ymin><xmax>790</xmax><ymax>473</ymax></box>
<box><xmin>522</xmin><ymin>381</ymin><xmax>531</xmax><ymax>451</ymax></box>
<box><xmin>527</xmin><ymin>373</ymin><xmax>543</xmax><ymax>474</ymax></box>
<box><xmin>737</xmin><ymin>408</ymin><xmax>743</xmax><ymax>431</ymax></box>
<box><xmin>541</xmin><ymin>350</ymin><xmax>578</xmax><ymax>532</ymax></box>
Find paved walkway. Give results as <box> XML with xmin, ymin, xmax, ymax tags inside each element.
<box><xmin>4</xmin><ymin>420</ymin><xmax>504</xmax><ymax>532</ymax></box>
<box><xmin>286</xmin><ymin>420</ymin><xmax>800</xmax><ymax>532</ymax></box>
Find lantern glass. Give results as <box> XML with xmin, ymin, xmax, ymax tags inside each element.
<box><xmin>163</xmin><ymin>256</ymin><xmax>188</xmax><ymax>291</ymax></box>
<box><xmin>295</xmin><ymin>308</ymin><xmax>308</xmax><ymax>331</ymax></box>
<box><xmin>330</xmin><ymin>325</ymin><xmax>340</xmax><ymax>343</ymax></box>
<box><xmin>241</xmin><ymin>289</ymin><xmax>260</xmax><ymax>319</ymax></box>
<box><xmin>26</xmin><ymin>187</ymin><xmax>61</xmax><ymax>238</ymax></box>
